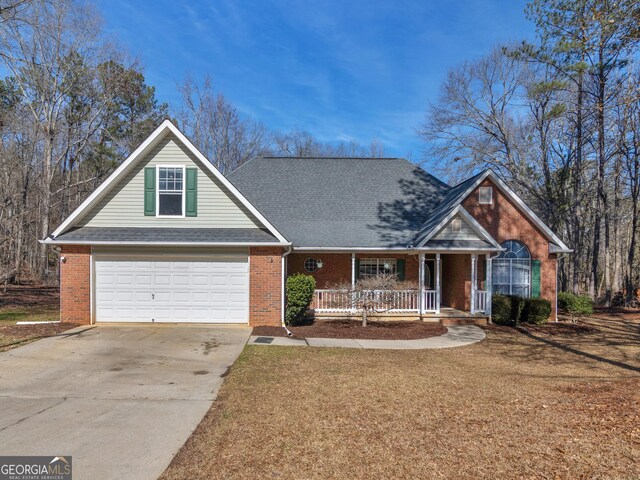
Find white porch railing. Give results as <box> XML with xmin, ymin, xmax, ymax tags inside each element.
<box><xmin>313</xmin><ymin>289</ymin><xmax>420</xmax><ymax>313</ymax></box>
<box><xmin>313</xmin><ymin>289</ymin><xmax>353</xmax><ymax>312</ymax></box>
<box><xmin>473</xmin><ymin>290</ymin><xmax>489</xmax><ymax>313</ymax></box>
<box><xmin>312</xmin><ymin>289</ymin><xmax>441</xmax><ymax>313</ymax></box>
<box><xmin>422</xmin><ymin>289</ymin><xmax>438</xmax><ymax>313</ymax></box>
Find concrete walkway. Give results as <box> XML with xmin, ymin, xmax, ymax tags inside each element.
<box><xmin>248</xmin><ymin>325</ymin><xmax>485</xmax><ymax>349</ymax></box>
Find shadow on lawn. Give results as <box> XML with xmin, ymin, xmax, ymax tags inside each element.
<box><xmin>514</xmin><ymin>327</ymin><xmax>640</xmax><ymax>374</ymax></box>
<box><xmin>490</xmin><ymin>317</ymin><xmax>640</xmax><ymax>374</ymax></box>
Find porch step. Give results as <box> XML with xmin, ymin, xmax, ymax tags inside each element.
<box><xmin>440</xmin><ymin>317</ymin><xmax>489</xmax><ymax>327</ymax></box>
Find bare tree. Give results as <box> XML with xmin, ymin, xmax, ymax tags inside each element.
<box><xmin>0</xmin><ymin>0</ymin><xmax>116</xmax><ymax>276</ymax></box>
<box><xmin>272</xmin><ymin>129</ymin><xmax>387</xmax><ymax>158</ymax></box>
<box><xmin>330</xmin><ymin>274</ymin><xmax>416</xmax><ymax>327</ymax></box>
<box><xmin>177</xmin><ymin>75</ymin><xmax>270</xmax><ymax>174</ymax></box>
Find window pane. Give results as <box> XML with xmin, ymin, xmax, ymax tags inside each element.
<box><xmin>512</xmin><ymin>285</ymin><xmax>529</xmax><ymax>297</ymax></box>
<box><xmin>492</xmin><ymin>260</ymin><xmax>510</xmax><ymax>285</ymax></box>
<box><xmin>159</xmin><ymin>193</ymin><xmax>182</xmax><ymax>216</ymax></box>
<box><xmin>359</xmin><ymin>259</ymin><xmax>397</xmax><ymax>279</ymax></box>
<box><xmin>512</xmin><ymin>262</ymin><xmax>529</xmax><ymax>284</ymax></box>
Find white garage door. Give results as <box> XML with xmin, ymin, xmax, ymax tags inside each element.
<box><xmin>94</xmin><ymin>256</ymin><xmax>249</xmax><ymax>323</ymax></box>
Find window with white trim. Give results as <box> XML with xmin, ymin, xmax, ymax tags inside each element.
<box><xmin>359</xmin><ymin>258</ymin><xmax>397</xmax><ymax>279</ymax></box>
<box><xmin>479</xmin><ymin>186</ymin><xmax>493</xmax><ymax>204</ymax></box>
<box><xmin>492</xmin><ymin>240</ymin><xmax>531</xmax><ymax>297</ymax></box>
<box><xmin>158</xmin><ymin>167</ymin><xmax>184</xmax><ymax>216</ymax></box>
<box><xmin>451</xmin><ymin>218</ymin><xmax>462</xmax><ymax>233</ymax></box>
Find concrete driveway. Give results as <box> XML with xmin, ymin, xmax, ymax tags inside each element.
<box><xmin>0</xmin><ymin>324</ymin><xmax>250</xmax><ymax>480</ymax></box>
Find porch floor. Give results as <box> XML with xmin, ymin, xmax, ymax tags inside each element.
<box><xmin>422</xmin><ymin>308</ymin><xmax>487</xmax><ymax>318</ymax></box>
<box><xmin>311</xmin><ymin>307</ymin><xmax>489</xmax><ymax>325</ymax></box>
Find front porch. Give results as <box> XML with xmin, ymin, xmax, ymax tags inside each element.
<box><xmin>289</xmin><ymin>252</ymin><xmax>494</xmax><ymax>324</ymax></box>
<box><xmin>311</xmin><ymin>305</ymin><xmax>490</xmax><ymax>325</ymax></box>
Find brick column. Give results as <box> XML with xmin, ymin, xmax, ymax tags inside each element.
<box><xmin>249</xmin><ymin>247</ymin><xmax>283</xmax><ymax>327</ymax></box>
<box><xmin>60</xmin><ymin>245</ymin><xmax>92</xmax><ymax>324</ymax></box>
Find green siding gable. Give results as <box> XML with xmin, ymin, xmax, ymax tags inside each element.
<box><xmin>77</xmin><ymin>133</ymin><xmax>260</xmax><ymax>229</ymax></box>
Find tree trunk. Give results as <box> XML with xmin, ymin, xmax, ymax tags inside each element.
<box><xmin>39</xmin><ymin>131</ymin><xmax>54</xmax><ymax>279</ymax></box>
<box><xmin>572</xmin><ymin>74</ymin><xmax>584</xmax><ymax>295</ymax></box>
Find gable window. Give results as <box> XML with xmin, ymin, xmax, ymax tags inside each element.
<box><xmin>479</xmin><ymin>186</ymin><xmax>493</xmax><ymax>204</ymax></box>
<box><xmin>492</xmin><ymin>240</ymin><xmax>531</xmax><ymax>297</ymax></box>
<box><xmin>157</xmin><ymin>166</ymin><xmax>185</xmax><ymax>217</ymax></box>
<box><xmin>451</xmin><ymin>218</ymin><xmax>462</xmax><ymax>233</ymax></box>
<box><xmin>359</xmin><ymin>258</ymin><xmax>397</xmax><ymax>279</ymax></box>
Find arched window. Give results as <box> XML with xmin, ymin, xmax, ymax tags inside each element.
<box><xmin>492</xmin><ymin>240</ymin><xmax>531</xmax><ymax>297</ymax></box>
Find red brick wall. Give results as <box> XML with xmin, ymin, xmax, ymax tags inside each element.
<box><xmin>249</xmin><ymin>247</ymin><xmax>283</xmax><ymax>326</ymax></box>
<box><xmin>463</xmin><ymin>178</ymin><xmax>558</xmax><ymax>319</ymax></box>
<box><xmin>287</xmin><ymin>253</ymin><xmax>421</xmax><ymax>287</ymax></box>
<box><xmin>441</xmin><ymin>254</ymin><xmax>471</xmax><ymax>310</ymax></box>
<box><xmin>60</xmin><ymin>245</ymin><xmax>92</xmax><ymax>324</ymax></box>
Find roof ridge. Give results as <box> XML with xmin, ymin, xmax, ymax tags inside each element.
<box><xmin>226</xmin><ymin>155</ymin><xmax>266</xmax><ymax>177</ymax></box>
<box><xmin>259</xmin><ymin>156</ymin><xmax>403</xmax><ymax>160</ymax></box>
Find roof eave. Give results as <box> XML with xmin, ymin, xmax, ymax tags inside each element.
<box><xmin>40</xmin><ymin>238</ymin><xmax>291</xmax><ymax>247</ymax></box>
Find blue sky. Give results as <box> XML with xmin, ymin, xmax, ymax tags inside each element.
<box><xmin>96</xmin><ymin>0</ymin><xmax>536</xmax><ymax>158</ymax></box>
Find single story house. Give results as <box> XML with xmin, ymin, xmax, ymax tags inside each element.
<box><xmin>43</xmin><ymin>120</ymin><xmax>571</xmax><ymax>326</ymax></box>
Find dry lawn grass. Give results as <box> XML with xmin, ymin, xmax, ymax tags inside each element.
<box><xmin>162</xmin><ymin>315</ymin><xmax>640</xmax><ymax>480</ymax></box>
<box><xmin>0</xmin><ymin>284</ymin><xmax>75</xmax><ymax>351</ymax></box>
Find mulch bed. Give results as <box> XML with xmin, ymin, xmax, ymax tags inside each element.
<box><xmin>252</xmin><ymin>319</ymin><xmax>447</xmax><ymax>340</ymax></box>
<box><xmin>0</xmin><ymin>283</ymin><xmax>59</xmax><ymax>309</ymax></box>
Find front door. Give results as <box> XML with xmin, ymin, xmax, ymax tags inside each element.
<box><xmin>424</xmin><ymin>259</ymin><xmax>435</xmax><ymax>289</ymax></box>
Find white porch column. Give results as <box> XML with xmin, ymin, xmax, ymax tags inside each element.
<box><xmin>435</xmin><ymin>253</ymin><xmax>441</xmax><ymax>314</ymax></box>
<box><xmin>470</xmin><ymin>254</ymin><xmax>477</xmax><ymax>313</ymax></box>
<box><xmin>351</xmin><ymin>253</ymin><xmax>356</xmax><ymax>288</ymax></box>
<box><xmin>486</xmin><ymin>253</ymin><xmax>492</xmax><ymax>318</ymax></box>
<box><xmin>351</xmin><ymin>253</ymin><xmax>356</xmax><ymax>313</ymax></box>
<box><xmin>418</xmin><ymin>253</ymin><xmax>425</xmax><ymax>314</ymax></box>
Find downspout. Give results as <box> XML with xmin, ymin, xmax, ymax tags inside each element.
<box><xmin>51</xmin><ymin>245</ymin><xmax>64</xmax><ymax>324</ymax></box>
<box><xmin>487</xmin><ymin>251</ymin><xmax>502</xmax><ymax>323</ymax></box>
<box><xmin>555</xmin><ymin>256</ymin><xmax>559</xmax><ymax>322</ymax></box>
<box><xmin>281</xmin><ymin>246</ymin><xmax>293</xmax><ymax>336</ymax></box>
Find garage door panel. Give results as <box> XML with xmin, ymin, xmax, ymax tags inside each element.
<box><xmin>95</xmin><ymin>256</ymin><xmax>248</xmax><ymax>324</ymax></box>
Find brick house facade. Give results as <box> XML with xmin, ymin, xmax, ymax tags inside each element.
<box><xmin>47</xmin><ymin>121</ymin><xmax>570</xmax><ymax>327</ymax></box>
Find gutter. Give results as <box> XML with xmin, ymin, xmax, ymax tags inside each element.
<box><xmin>281</xmin><ymin>245</ymin><xmax>293</xmax><ymax>336</ymax></box>
<box><xmin>40</xmin><ymin>237</ymin><xmax>291</xmax><ymax>247</ymax></box>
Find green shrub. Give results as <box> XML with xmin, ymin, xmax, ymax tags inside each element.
<box><xmin>285</xmin><ymin>274</ymin><xmax>316</xmax><ymax>326</ymax></box>
<box><xmin>522</xmin><ymin>298</ymin><xmax>552</xmax><ymax>325</ymax></box>
<box><xmin>558</xmin><ymin>291</ymin><xmax>594</xmax><ymax>316</ymax></box>
<box><xmin>507</xmin><ymin>295</ymin><xmax>526</xmax><ymax>325</ymax></box>
<box><xmin>491</xmin><ymin>294</ymin><xmax>513</xmax><ymax>325</ymax></box>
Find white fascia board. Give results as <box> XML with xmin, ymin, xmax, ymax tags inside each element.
<box><xmin>49</xmin><ymin>120</ymin><xmax>289</xmax><ymax>244</ymax></box>
<box><xmin>40</xmin><ymin>238</ymin><xmax>289</xmax><ymax>247</ymax></box>
<box><xmin>550</xmin><ymin>243</ymin><xmax>573</xmax><ymax>254</ymax></box>
<box><xmin>456</xmin><ymin>207</ymin><xmax>502</xmax><ymax>249</ymax></box>
<box><xmin>417</xmin><ymin>247</ymin><xmax>503</xmax><ymax>252</ymax></box>
<box><xmin>165</xmin><ymin>122</ymin><xmax>289</xmax><ymax>243</ymax></box>
<box><xmin>51</xmin><ymin>120</ymin><xmax>174</xmax><ymax>238</ymax></box>
<box><xmin>291</xmin><ymin>247</ymin><xmax>415</xmax><ymax>252</ymax></box>
<box><xmin>416</xmin><ymin>204</ymin><xmax>500</xmax><ymax>248</ymax></box>
<box><xmin>415</xmin><ymin>207</ymin><xmax>461</xmax><ymax>248</ymax></box>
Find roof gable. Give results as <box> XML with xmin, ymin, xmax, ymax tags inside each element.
<box><xmin>417</xmin><ymin>206</ymin><xmax>501</xmax><ymax>250</ymax></box>
<box><xmin>50</xmin><ymin>121</ymin><xmax>288</xmax><ymax>244</ymax></box>
<box><xmin>414</xmin><ymin>170</ymin><xmax>571</xmax><ymax>253</ymax></box>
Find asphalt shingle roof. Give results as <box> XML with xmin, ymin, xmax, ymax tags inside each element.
<box><xmin>54</xmin><ymin>227</ymin><xmax>278</xmax><ymax>244</ymax></box>
<box><xmin>228</xmin><ymin>157</ymin><xmax>467</xmax><ymax>248</ymax></box>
